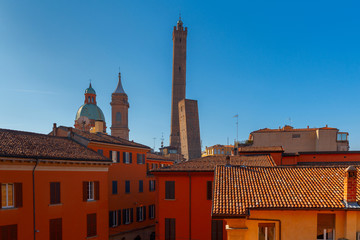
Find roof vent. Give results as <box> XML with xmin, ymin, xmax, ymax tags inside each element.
<box><xmin>225</xmin><ymin>156</ymin><xmax>231</xmax><ymax>167</ymax></box>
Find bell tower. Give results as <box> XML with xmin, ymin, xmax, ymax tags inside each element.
<box><xmin>110</xmin><ymin>72</ymin><xmax>129</xmax><ymax>140</ymax></box>
<box><xmin>170</xmin><ymin>17</ymin><xmax>187</xmax><ymax>151</ymax></box>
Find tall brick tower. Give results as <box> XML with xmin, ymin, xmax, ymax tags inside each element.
<box><xmin>110</xmin><ymin>72</ymin><xmax>130</xmax><ymax>140</ymax></box>
<box><xmin>170</xmin><ymin>17</ymin><xmax>187</xmax><ymax>151</ymax></box>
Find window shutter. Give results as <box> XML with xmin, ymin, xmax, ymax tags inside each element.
<box><xmin>117</xmin><ymin>152</ymin><xmax>120</xmax><ymax>163</ymax></box>
<box><xmin>136</xmin><ymin>207</ymin><xmax>139</xmax><ymax>222</ymax></box>
<box><xmin>130</xmin><ymin>153</ymin><xmax>132</xmax><ymax>163</ymax></box>
<box><xmin>123</xmin><ymin>152</ymin><xmax>126</xmax><ymax>163</ymax></box>
<box><xmin>130</xmin><ymin>208</ymin><xmax>133</xmax><ymax>223</ymax></box>
<box><xmin>56</xmin><ymin>183</ymin><xmax>60</xmax><ymax>204</ymax></box>
<box><xmin>148</xmin><ymin>205</ymin><xmax>151</xmax><ymax>218</ymax></box>
<box><xmin>109</xmin><ymin>211</ymin><xmax>113</xmax><ymax>227</ymax></box>
<box><xmin>14</xmin><ymin>183</ymin><xmax>22</xmax><ymax>208</ymax></box>
<box><xmin>83</xmin><ymin>182</ymin><xmax>87</xmax><ymax>201</ymax></box>
<box><xmin>142</xmin><ymin>154</ymin><xmax>145</xmax><ymax>164</ymax></box>
<box><xmin>94</xmin><ymin>181</ymin><xmax>100</xmax><ymax>200</ymax></box>
<box><xmin>50</xmin><ymin>182</ymin><xmax>55</xmax><ymax>204</ymax></box>
<box><xmin>87</xmin><ymin>213</ymin><xmax>96</xmax><ymax>237</ymax></box>
<box><xmin>122</xmin><ymin>209</ymin><xmax>126</xmax><ymax>224</ymax></box>
<box><xmin>2</xmin><ymin>225</ymin><xmax>18</xmax><ymax>240</ymax></box>
<box><xmin>143</xmin><ymin>206</ymin><xmax>146</xmax><ymax>221</ymax></box>
<box><xmin>109</xmin><ymin>151</ymin><xmax>113</xmax><ymax>160</ymax></box>
<box><xmin>154</xmin><ymin>180</ymin><xmax>156</xmax><ymax>191</ymax></box>
<box><xmin>117</xmin><ymin>210</ymin><xmax>121</xmax><ymax>225</ymax></box>
<box><xmin>207</xmin><ymin>181</ymin><xmax>212</xmax><ymax>200</ymax></box>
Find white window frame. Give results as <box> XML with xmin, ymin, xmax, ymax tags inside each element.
<box><xmin>259</xmin><ymin>225</ymin><xmax>275</xmax><ymax>240</ymax></box>
<box><xmin>149</xmin><ymin>205</ymin><xmax>155</xmax><ymax>219</ymax></box>
<box><xmin>149</xmin><ymin>180</ymin><xmax>155</xmax><ymax>192</ymax></box>
<box><xmin>87</xmin><ymin>181</ymin><xmax>94</xmax><ymax>201</ymax></box>
<box><xmin>124</xmin><ymin>209</ymin><xmax>130</xmax><ymax>224</ymax></box>
<box><xmin>112</xmin><ymin>151</ymin><xmax>117</xmax><ymax>163</ymax></box>
<box><xmin>317</xmin><ymin>229</ymin><xmax>335</xmax><ymax>240</ymax></box>
<box><xmin>138</xmin><ymin>207</ymin><xmax>144</xmax><ymax>222</ymax></box>
<box><xmin>1</xmin><ymin>183</ymin><xmax>14</xmax><ymax>208</ymax></box>
<box><xmin>111</xmin><ymin>210</ymin><xmax>118</xmax><ymax>227</ymax></box>
<box><xmin>124</xmin><ymin>152</ymin><xmax>130</xmax><ymax>164</ymax></box>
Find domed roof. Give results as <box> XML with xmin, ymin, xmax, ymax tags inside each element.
<box><xmin>85</xmin><ymin>83</ymin><xmax>96</xmax><ymax>94</ymax></box>
<box><xmin>75</xmin><ymin>103</ymin><xmax>105</xmax><ymax>122</ymax></box>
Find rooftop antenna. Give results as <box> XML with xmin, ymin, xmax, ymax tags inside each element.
<box><xmin>153</xmin><ymin>137</ymin><xmax>156</xmax><ymax>151</ymax></box>
<box><xmin>288</xmin><ymin>117</ymin><xmax>292</xmax><ymax>126</ymax></box>
<box><xmin>233</xmin><ymin>114</ymin><xmax>239</xmax><ymax>143</ymax></box>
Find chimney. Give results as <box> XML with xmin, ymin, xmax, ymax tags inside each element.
<box><xmin>344</xmin><ymin>166</ymin><xmax>357</xmax><ymax>202</ymax></box>
<box><xmin>225</xmin><ymin>155</ymin><xmax>231</xmax><ymax>167</ymax></box>
<box><xmin>53</xmin><ymin>123</ymin><xmax>57</xmax><ymax>136</ymax></box>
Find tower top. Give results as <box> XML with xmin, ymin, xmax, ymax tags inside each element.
<box><xmin>113</xmin><ymin>72</ymin><xmax>126</xmax><ymax>94</ymax></box>
<box><xmin>85</xmin><ymin>83</ymin><xmax>96</xmax><ymax>95</ymax></box>
<box><xmin>175</xmin><ymin>16</ymin><xmax>185</xmax><ymax>31</ymax></box>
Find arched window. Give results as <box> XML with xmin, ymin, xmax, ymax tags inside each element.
<box><xmin>116</xmin><ymin>112</ymin><xmax>122</xmax><ymax>123</ymax></box>
<box><xmin>88</xmin><ymin>96</ymin><xmax>90</xmax><ymax>103</ymax></box>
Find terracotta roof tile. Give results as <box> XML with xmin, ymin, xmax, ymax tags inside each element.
<box><xmin>212</xmin><ymin>166</ymin><xmax>359</xmax><ymax>217</ymax></box>
<box><xmin>58</xmin><ymin>126</ymin><xmax>150</xmax><ymax>149</ymax></box>
<box><xmin>0</xmin><ymin>128</ymin><xmax>109</xmax><ymax>161</ymax></box>
<box><xmin>152</xmin><ymin>155</ymin><xmax>275</xmax><ymax>172</ymax></box>
<box><xmin>146</xmin><ymin>153</ymin><xmax>174</xmax><ymax>162</ymax></box>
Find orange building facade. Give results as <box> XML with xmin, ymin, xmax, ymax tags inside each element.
<box><xmin>0</xmin><ymin>128</ymin><xmax>111</xmax><ymax>240</ymax></box>
<box><xmin>152</xmin><ymin>155</ymin><xmax>275</xmax><ymax>240</ymax></box>
<box><xmin>53</xmin><ymin>126</ymin><xmax>173</xmax><ymax>240</ymax></box>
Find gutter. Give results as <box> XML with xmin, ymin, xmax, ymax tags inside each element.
<box><xmin>33</xmin><ymin>159</ymin><xmax>39</xmax><ymax>240</ymax></box>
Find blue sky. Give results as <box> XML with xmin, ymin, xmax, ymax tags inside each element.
<box><xmin>1</xmin><ymin>0</ymin><xmax>360</xmax><ymax>150</ymax></box>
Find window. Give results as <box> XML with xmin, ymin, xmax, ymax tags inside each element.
<box><xmin>49</xmin><ymin>218</ymin><xmax>62</xmax><ymax>240</ymax></box>
<box><xmin>123</xmin><ymin>152</ymin><xmax>132</xmax><ymax>164</ymax></box>
<box><xmin>116</xmin><ymin>112</ymin><xmax>122</xmax><ymax>123</ymax></box>
<box><xmin>165</xmin><ymin>218</ymin><xmax>175</xmax><ymax>240</ymax></box>
<box><xmin>0</xmin><ymin>224</ymin><xmax>17</xmax><ymax>240</ymax></box>
<box><xmin>207</xmin><ymin>181</ymin><xmax>212</xmax><ymax>200</ymax></box>
<box><xmin>123</xmin><ymin>208</ymin><xmax>133</xmax><ymax>224</ymax></box>
<box><xmin>317</xmin><ymin>214</ymin><xmax>335</xmax><ymax>240</ymax></box>
<box><xmin>87</xmin><ymin>213</ymin><xmax>97</xmax><ymax>238</ymax></box>
<box><xmin>165</xmin><ymin>181</ymin><xmax>175</xmax><ymax>199</ymax></box>
<box><xmin>211</xmin><ymin>220</ymin><xmax>223</xmax><ymax>240</ymax></box>
<box><xmin>258</xmin><ymin>223</ymin><xmax>275</xmax><ymax>240</ymax></box>
<box><xmin>109</xmin><ymin>151</ymin><xmax>120</xmax><ymax>163</ymax></box>
<box><xmin>125</xmin><ymin>181</ymin><xmax>130</xmax><ymax>193</ymax></box>
<box><xmin>292</xmin><ymin>134</ymin><xmax>300</xmax><ymax>138</ymax></box>
<box><xmin>83</xmin><ymin>181</ymin><xmax>99</xmax><ymax>201</ymax></box>
<box><xmin>1</xmin><ymin>183</ymin><xmax>22</xmax><ymax>208</ymax></box>
<box><xmin>137</xmin><ymin>154</ymin><xmax>145</xmax><ymax>164</ymax></box>
<box><xmin>136</xmin><ymin>206</ymin><xmax>146</xmax><ymax>222</ymax></box>
<box><xmin>50</xmin><ymin>182</ymin><xmax>61</xmax><ymax>204</ymax></box>
<box><xmin>112</xmin><ymin>181</ymin><xmax>118</xmax><ymax>194</ymax></box>
<box><xmin>149</xmin><ymin>205</ymin><xmax>155</xmax><ymax>219</ymax></box>
<box><xmin>109</xmin><ymin>210</ymin><xmax>121</xmax><ymax>228</ymax></box>
<box><xmin>152</xmin><ymin>163</ymin><xmax>157</xmax><ymax>169</ymax></box>
<box><xmin>337</xmin><ymin>133</ymin><xmax>348</xmax><ymax>141</ymax></box>
<box><xmin>139</xmin><ymin>180</ymin><xmax>143</xmax><ymax>193</ymax></box>
<box><xmin>97</xmin><ymin>149</ymin><xmax>103</xmax><ymax>155</ymax></box>
<box><xmin>149</xmin><ymin>180</ymin><xmax>155</xmax><ymax>192</ymax></box>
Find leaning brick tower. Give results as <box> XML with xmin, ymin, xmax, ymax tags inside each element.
<box><xmin>170</xmin><ymin>17</ymin><xmax>187</xmax><ymax>151</ymax></box>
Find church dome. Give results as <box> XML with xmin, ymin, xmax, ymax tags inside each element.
<box><xmin>75</xmin><ymin>103</ymin><xmax>105</xmax><ymax>122</ymax></box>
<box><xmin>85</xmin><ymin>84</ymin><xmax>96</xmax><ymax>94</ymax></box>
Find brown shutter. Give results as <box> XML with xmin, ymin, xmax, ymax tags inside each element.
<box><xmin>15</xmin><ymin>183</ymin><xmax>22</xmax><ymax>208</ymax></box>
<box><xmin>207</xmin><ymin>181</ymin><xmax>212</xmax><ymax>200</ymax></box>
<box><xmin>50</xmin><ymin>218</ymin><xmax>62</xmax><ymax>240</ymax></box>
<box><xmin>83</xmin><ymin>182</ymin><xmax>87</xmax><ymax>201</ymax></box>
<box><xmin>87</xmin><ymin>213</ymin><xmax>97</xmax><ymax>237</ymax></box>
<box><xmin>0</xmin><ymin>182</ymin><xmax>2</xmax><ymax>208</ymax></box>
<box><xmin>56</xmin><ymin>183</ymin><xmax>61</xmax><ymax>204</ymax></box>
<box><xmin>94</xmin><ymin>181</ymin><xmax>100</xmax><ymax>200</ymax></box>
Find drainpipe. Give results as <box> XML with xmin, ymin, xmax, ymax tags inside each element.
<box><xmin>33</xmin><ymin>159</ymin><xmax>39</xmax><ymax>240</ymax></box>
<box><xmin>246</xmin><ymin>217</ymin><xmax>281</xmax><ymax>240</ymax></box>
<box><xmin>188</xmin><ymin>172</ymin><xmax>192</xmax><ymax>240</ymax></box>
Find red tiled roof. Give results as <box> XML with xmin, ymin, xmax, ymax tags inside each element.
<box><xmin>147</xmin><ymin>153</ymin><xmax>174</xmax><ymax>162</ymax></box>
<box><xmin>0</xmin><ymin>128</ymin><xmax>110</xmax><ymax>161</ymax></box>
<box><xmin>239</xmin><ymin>146</ymin><xmax>284</xmax><ymax>152</ymax></box>
<box><xmin>152</xmin><ymin>155</ymin><xmax>275</xmax><ymax>172</ymax></box>
<box><xmin>58</xmin><ymin>126</ymin><xmax>150</xmax><ymax>149</ymax></box>
<box><xmin>212</xmin><ymin>166</ymin><xmax>359</xmax><ymax>217</ymax></box>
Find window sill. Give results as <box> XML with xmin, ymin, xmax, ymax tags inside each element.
<box><xmin>86</xmin><ymin>200</ymin><xmax>97</xmax><ymax>202</ymax></box>
<box><xmin>86</xmin><ymin>235</ymin><xmax>98</xmax><ymax>239</ymax></box>
<box><xmin>164</xmin><ymin>199</ymin><xmax>176</xmax><ymax>201</ymax></box>
<box><xmin>49</xmin><ymin>203</ymin><xmax>63</xmax><ymax>206</ymax></box>
<box><xmin>0</xmin><ymin>207</ymin><xmax>17</xmax><ymax>210</ymax></box>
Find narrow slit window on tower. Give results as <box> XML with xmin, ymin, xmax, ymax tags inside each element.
<box><xmin>179</xmin><ymin>38</ymin><xmax>181</xmax><ymax>42</ymax></box>
<box><xmin>88</xmin><ymin>97</ymin><xmax>91</xmax><ymax>102</ymax></box>
<box><xmin>179</xmin><ymin>66</ymin><xmax>181</xmax><ymax>72</ymax></box>
<box><xmin>116</xmin><ymin>112</ymin><xmax>122</xmax><ymax>123</ymax></box>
